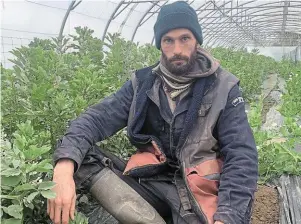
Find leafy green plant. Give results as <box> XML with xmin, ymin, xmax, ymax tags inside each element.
<box><xmin>257</xmin><ymin>141</ymin><xmax>301</xmax><ymax>183</ymax></box>
<box><xmin>0</xmin><ymin>121</ymin><xmax>55</xmax><ymax>223</ymax></box>
<box><xmin>280</xmin><ymin>73</ymin><xmax>301</xmax><ymax>118</ymax></box>
<box><xmin>99</xmin><ymin>129</ymin><xmax>135</xmax><ymax>159</ymax></box>
<box><xmin>248</xmin><ymin>98</ymin><xmax>301</xmax><ymax>183</ymax></box>
<box><xmin>68</xmin><ymin>26</ymin><xmax>104</xmax><ymax>69</ymax></box>
<box><xmin>69</xmin><ymin>211</ymin><xmax>89</xmax><ymax>224</ymax></box>
<box><xmin>1</xmin><ymin>28</ymin><xmax>107</xmax><ymax>148</ymax></box>
<box><xmin>209</xmin><ymin>47</ymin><xmax>278</xmax><ymax>101</ymax></box>
<box><xmin>247</xmin><ymin>96</ymin><xmax>264</xmax><ymax>130</ymax></box>
<box><xmin>277</xmin><ymin>59</ymin><xmax>301</xmax><ymax>79</ymax></box>
<box><xmin>2</xmin><ymin>26</ymin><xmax>301</xmax><ymax>221</ymax></box>
<box><xmin>28</xmin><ymin>37</ymin><xmax>56</xmax><ymax>51</ymax></box>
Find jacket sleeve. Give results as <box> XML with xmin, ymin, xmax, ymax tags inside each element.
<box><xmin>213</xmin><ymin>84</ymin><xmax>258</xmax><ymax>224</ymax></box>
<box><xmin>53</xmin><ymin>80</ymin><xmax>134</xmax><ymax>172</ymax></box>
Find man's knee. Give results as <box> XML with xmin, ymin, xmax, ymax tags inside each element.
<box><xmin>89</xmin><ymin>167</ymin><xmax>166</xmax><ymax>224</ymax></box>
<box><xmin>74</xmin><ymin>146</ymin><xmax>111</xmax><ymax>191</ymax></box>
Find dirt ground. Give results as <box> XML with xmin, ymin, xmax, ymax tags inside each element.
<box><xmin>251</xmin><ymin>185</ymin><xmax>279</xmax><ymax>224</ymax></box>
<box><xmin>77</xmin><ymin>184</ymin><xmax>281</xmax><ymax>224</ymax></box>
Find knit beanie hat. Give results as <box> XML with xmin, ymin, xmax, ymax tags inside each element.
<box><xmin>154</xmin><ymin>1</ymin><xmax>203</xmax><ymax>49</ymax></box>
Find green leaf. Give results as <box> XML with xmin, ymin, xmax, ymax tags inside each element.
<box><xmin>36</xmin><ymin>162</ymin><xmax>53</xmax><ymax>172</ymax></box>
<box><xmin>1</xmin><ymin>169</ymin><xmax>21</xmax><ymax>177</ymax></box>
<box><xmin>16</xmin><ymin>121</ymin><xmax>34</xmax><ymax>138</ymax></box>
<box><xmin>70</xmin><ymin>211</ymin><xmax>89</xmax><ymax>224</ymax></box>
<box><xmin>40</xmin><ymin>190</ymin><xmax>56</xmax><ymax>199</ymax></box>
<box><xmin>25</xmin><ymin>163</ymin><xmax>38</xmax><ymax>173</ymax></box>
<box><xmin>2</xmin><ymin>206</ymin><xmax>9</xmax><ymax>214</ymax></box>
<box><xmin>1</xmin><ymin>175</ymin><xmax>21</xmax><ymax>187</ymax></box>
<box><xmin>5</xmin><ymin>205</ymin><xmax>23</xmax><ymax>219</ymax></box>
<box><xmin>38</xmin><ymin>181</ymin><xmax>56</xmax><ymax>190</ymax></box>
<box><xmin>15</xmin><ymin>183</ymin><xmax>35</xmax><ymax>192</ymax></box>
<box><xmin>2</xmin><ymin>218</ymin><xmax>22</xmax><ymax>224</ymax></box>
<box><xmin>26</xmin><ymin>192</ymin><xmax>39</xmax><ymax>203</ymax></box>
<box><xmin>23</xmin><ymin>145</ymin><xmax>51</xmax><ymax>160</ymax></box>
<box><xmin>0</xmin><ymin>195</ymin><xmax>21</xmax><ymax>200</ymax></box>
<box><xmin>13</xmin><ymin>134</ymin><xmax>26</xmax><ymax>153</ymax></box>
<box><xmin>26</xmin><ymin>203</ymin><xmax>34</xmax><ymax>210</ymax></box>
<box><xmin>12</xmin><ymin>160</ymin><xmax>20</xmax><ymax>169</ymax></box>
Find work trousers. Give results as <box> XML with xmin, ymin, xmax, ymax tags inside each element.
<box><xmin>73</xmin><ymin>145</ymin><xmax>200</xmax><ymax>224</ymax></box>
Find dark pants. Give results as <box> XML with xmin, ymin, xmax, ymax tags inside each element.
<box><xmin>74</xmin><ymin>146</ymin><xmax>199</xmax><ymax>224</ymax></box>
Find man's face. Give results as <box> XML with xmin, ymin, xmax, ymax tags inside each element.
<box><xmin>161</xmin><ymin>28</ymin><xmax>198</xmax><ymax>76</ymax></box>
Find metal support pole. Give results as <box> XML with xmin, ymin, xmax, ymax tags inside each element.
<box><xmin>102</xmin><ymin>1</ymin><xmax>125</xmax><ymax>41</ymax></box>
<box><xmin>58</xmin><ymin>0</ymin><xmax>82</xmax><ymax>40</ymax></box>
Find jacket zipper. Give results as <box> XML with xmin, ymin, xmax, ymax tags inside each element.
<box><xmin>170</xmin><ymin>116</ymin><xmax>175</xmax><ymax>160</ymax></box>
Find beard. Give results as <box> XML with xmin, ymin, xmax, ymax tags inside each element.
<box><xmin>161</xmin><ymin>45</ymin><xmax>198</xmax><ymax>76</ymax></box>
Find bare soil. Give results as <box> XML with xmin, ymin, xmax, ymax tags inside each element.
<box><xmin>251</xmin><ymin>185</ymin><xmax>279</xmax><ymax>224</ymax></box>
<box><xmin>77</xmin><ymin>184</ymin><xmax>281</xmax><ymax>224</ymax></box>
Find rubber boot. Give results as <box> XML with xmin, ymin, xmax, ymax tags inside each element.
<box><xmin>89</xmin><ymin>167</ymin><xmax>166</xmax><ymax>224</ymax></box>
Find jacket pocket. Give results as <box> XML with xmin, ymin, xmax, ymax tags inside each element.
<box><xmin>188</xmin><ymin>103</ymin><xmax>213</xmax><ymax>143</ymax></box>
<box><xmin>185</xmin><ymin>159</ymin><xmax>222</xmax><ymax>224</ymax></box>
<box><xmin>123</xmin><ymin>141</ymin><xmax>167</xmax><ymax>177</ymax></box>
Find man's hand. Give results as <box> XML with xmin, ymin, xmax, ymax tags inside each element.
<box><xmin>214</xmin><ymin>221</ymin><xmax>224</xmax><ymax>224</ymax></box>
<box><xmin>48</xmin><ymin>159</ymin><xmax>76</xmax><ymax>224</ymax></box>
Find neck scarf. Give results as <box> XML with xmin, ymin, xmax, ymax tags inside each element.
<box><xmin>156</xmin><ymin>48</ymin><xmax>220</xmax><ymax>99</ymax></box>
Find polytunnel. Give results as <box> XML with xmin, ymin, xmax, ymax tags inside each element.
<box><xmin>1</xmin><ymin>1</ymin><xmax>301</xmax><ymax>224</ymax></box>
<box><xmin>1</xmin><ymin>0</ymin><xmax>301</xmax><ymax>67</ymax></box>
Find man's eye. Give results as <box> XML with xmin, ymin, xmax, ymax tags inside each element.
<box><xmin>182</xmin><ymin>36</ymin><xmax>190</xmax><ymax>42</ymax></box>
<box><xmin>164</xmin><ymin>39</ymin><xmax>172</xmax><ymax>44</ymax></box>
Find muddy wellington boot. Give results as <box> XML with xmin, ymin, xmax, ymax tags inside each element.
<box><xmin>89</xmin><ymin>167</ymin><xmax>166</xmax><ymax>224</ymax></box>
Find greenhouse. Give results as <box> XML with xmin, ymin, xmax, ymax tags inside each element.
<box><xmin>1</xmin><ymin>0</ymin><xmax>301</xmax><ymax>65</ymax></box>
<box><xmin>1</xmin><ymin>0</ymin><xmax>301</xmax><ymax>224</ymax></box>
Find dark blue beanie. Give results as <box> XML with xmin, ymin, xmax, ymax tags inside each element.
<box><xmin>154</xmin><ymin>1</ymin><xmax>203</xmax><ymax>49</ymax></box>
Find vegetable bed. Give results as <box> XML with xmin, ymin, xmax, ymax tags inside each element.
<box><xmin>1</xmin><ymin>27</ymin><xmax>300</xmax><ymax>224</ymax></box>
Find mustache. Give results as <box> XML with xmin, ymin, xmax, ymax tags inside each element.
<box><xmin>169</xmin><ymin>55</ymin><xmax>189</xmax><ymax>62</ymax></box>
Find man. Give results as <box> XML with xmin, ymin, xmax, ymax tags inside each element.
<box><xmin>48</xmin><ymin>1</ymin><xmax>258</xmax><ymax>224</ymax></box>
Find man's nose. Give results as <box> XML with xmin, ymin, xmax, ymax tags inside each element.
<box><xmin>173</xmin><ymin>41</ymin><xmax>182</xmax><ymax>55</ymax></box>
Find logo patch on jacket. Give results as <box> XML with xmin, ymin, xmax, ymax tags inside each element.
<box><xmin>232</xmin><ymin>97</ymin><xmax>244</xmax><ymax>107</ymax></box>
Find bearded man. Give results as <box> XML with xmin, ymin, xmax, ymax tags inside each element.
<box><xmin>48</xmin><ymin>1</ymin><xmax>258</xmax><ymax>224</ymax></box>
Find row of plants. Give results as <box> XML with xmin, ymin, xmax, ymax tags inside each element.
<box><xmin>1</xmin><ymin>26</ymin><xmax>300</xmax><ymax>223</ymax></box>
<box><xmin>210</xmin><ymin>47</ymin><xmax>301</xmax><ymax>182</ymax></box>
<box><xmin>261</xmin><ymin>55</ymin><xmax>301</xmax><ymax>181</ymax></box>
<box><xmin>280</xmin><ymin>72</ymin><xmax>301</xmax><ymax>118</ymax></box>
<box><xmin>1</xmin><ymin>27</ymin><xmax>158</xmax><ymax>224</ymax></box>
<box><xmin>247</xmin><ymin>97</ymin><xmax>301</xmax><ymax>183</ymax></box>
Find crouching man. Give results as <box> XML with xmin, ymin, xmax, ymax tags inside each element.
<box><xmin>48</xmin><ymin>1</ymin><xmax>258</xmax><ymax>224</ymax></box>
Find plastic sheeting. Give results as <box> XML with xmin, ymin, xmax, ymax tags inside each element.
<box><xmin>276</xmin><ymin>175</ymin><xmax>301</xmax><ymax>224</ymax></box>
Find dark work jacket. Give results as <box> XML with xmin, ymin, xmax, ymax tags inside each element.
<box><xmin>136</xmin><ymin>74</ymin><xmax>192</xmax><ymax>161</ymax></box>
<box><xmin>54</xmin><ymin>65</ymin><xmax>258</xmax><ymax>224</ymax></box>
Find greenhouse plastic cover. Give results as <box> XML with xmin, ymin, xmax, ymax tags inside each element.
<box><xmin>1</xmin><ymin>0</ymin><xmax>301</xmax><ymax>67</ymax></box>
<box><xmin>0</xmin><ymin>1</ymin><xmax>301</xmax><ymax>223</ymax></box>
